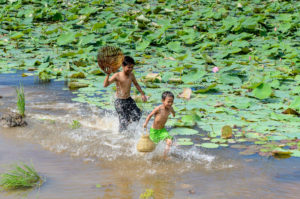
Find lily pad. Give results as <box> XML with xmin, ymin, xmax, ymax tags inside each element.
<box><xmin>199</xmin><ymin>143</ymin><xmax>219</xmax><ymax>148</ymax></box>
<box><xmin>176</xmin><ymin>138</ymin><xmax>194</xmax><ymax>146</ymax></box>
<box><xmin>169</xmin><ymin>128</ymin><xmax>198</xmax><ymax>135</ymax></box>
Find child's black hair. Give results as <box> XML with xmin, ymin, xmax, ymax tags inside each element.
<box><xmin>123</xmin><ymin>56</ymin><xmax>135</xmax><ymax>66</ymax></box>
<box><xmin>162</xmin><ymin>91</ymin><xmax>174</xmax><ymax>100</ymax></box>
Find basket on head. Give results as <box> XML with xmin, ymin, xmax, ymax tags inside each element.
<box><xmin>137</xmin><ymin>134</ymin><xmax>156</xmax><ymax>152</ymax></box>
<box><xmin>97</xmin><ymin>46</ymin><xmax>124</xmax><ymax>73</ymax></box>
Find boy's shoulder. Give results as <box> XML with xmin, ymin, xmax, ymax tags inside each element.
<box><xmin>154</xmin><ymin>104</ymin><xmax>163</xmax><ymax>112</ymax></box>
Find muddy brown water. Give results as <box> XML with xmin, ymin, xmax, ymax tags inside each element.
<box><xmin>0</xmin><ymin>72</ymin><xmax>300</xmax><ymax>199</ymax></box>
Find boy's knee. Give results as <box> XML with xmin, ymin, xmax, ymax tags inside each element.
<box><xmin>166</xmin><ymin>139</ymin><xmax>172</xmax><ymax>146</ymax></box>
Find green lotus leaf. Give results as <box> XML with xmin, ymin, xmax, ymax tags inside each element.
<box><xmin>210</xmin><ymin>138</ymin><xmax>227</xmax><ymax>143</ymax></box>
<box><xmin>199</xmin><ymin>143</ymin><xmax>219</xmax><ymax>148</ymax></box>
<box><xmin>182</xmin><ymin>69</ymin><xmax>206</xmax><ymax>83</ymax></box>
<box><xmin>167</xmin><ymin>42</ymin><xmax>182</xmax><ymax>53</ymax></box>
<box><xmin>268</xmin><ymin>135</ymin><xmax>288</xmax><ymax>141</ymax></box>
<box><xmin>176</xmin><ymin>138</ymin><xmax>194</xmax><ymax>146</ymax></box>
<box><xmin>182</xmin><ymin>114</ymin><xmax>198</xmax><ymax>124</ymax></box>
<box><xmin>220</xmin><ymin>144</ymin><xmax>229</xmax><ymax>147</ymax></box>
<box><xmin>136</xmin><ymin>40</ymin><xmax>150</xmax><ymax>51</ymax></box>
<box><xmin>79</xmin><ymin>6</ymin><xmax>98</xmax><ymax>15</ymax></box>
<box><xmin>57</xmin><ymin>32</ymin><xmax>76</xmax><ymax>45</ymax></box>
<box><xmin>291</xmin><ymin>150</ymin><xmax>300</xmax><ymax>157</ymax></box>
<box><xmin>78</xmin><ymin>34</ymin><xmax>96</xmax><ymax>46</ymax></box>
<box><xmin>254</xmin><ymin>141</ymin><xmax>267</xmax><ymax>145</ymax></box>
<box><xmin>194</xmin><ymin>83</ymin><xmax>217</xmax><ymax>93</ymax></box>
<box><xmin>289</xmin><ymin>97</ymin><xmax>300</xmax><ymax>112</ymax></box>
<box><xmin>169</xmin><ymin>128</ymin><xmax>198</xmax><ymax>135</ymax></box>
<box><xmin>10</xmin><ymin>32</ymin><xmax>24</xmax><ymax>40</ymax></box>
<box><xmin>201</xmin><ymin>53</ymin><xmax>214</xmax><ymax>64</ymax></box>
<box><xmin>253</xmin><ymin>83</ymin><xmax>272</xmax><ymax>100</ymax></box>
<box><xmin>220</xmin><ymin>73</ymin><xmax>242</xmax><ymax>85</ymax></box>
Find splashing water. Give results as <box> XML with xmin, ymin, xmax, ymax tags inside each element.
<box><xmin>0</xmin><ymin>85</ymin><xmax>234</xmax><ymax>174</ymax></box>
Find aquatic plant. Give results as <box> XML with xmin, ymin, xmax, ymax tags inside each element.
<box><xmin>38</xmin><ymin>71</ymin><xmax>51</xmax><ymax>82</ymax></box>
<box><xmin>70</xmin><ymin>120</ymin><xmax>81</xmax><ymax>129</ymax></box>
<box><xmin>140</xmin><ymin>188</ymin><xmax>155</xmax><ymax>199</ymax></box>
<box><xmin>16</xmin><ymin>84</ymin><xmax>25</xmax><ymax>117</ymax></box>
<box><xmin>0</xmin><ymin>163</ymin><xmax>42</xmax><ymax>190</ymax></box>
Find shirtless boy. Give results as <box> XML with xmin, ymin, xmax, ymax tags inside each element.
<box><xmin>103</xmin><ymin>56</ymin><xmax>147</xmax><ymax>132</ymax></box>
<box><xmin>143</xmin><ymin>91</ymin><xmax>175</xmax><ymax>157</ymax></box>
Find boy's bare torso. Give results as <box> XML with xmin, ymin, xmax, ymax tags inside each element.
<box><xmin>152</xmin><ymin>105</ymin><xmax>173</xmax><ymax>129</ymax></box>
<box><xmin>115</xmin><ymin>72</ymin><xmax>133</xmax><ymax>99</ymax></box>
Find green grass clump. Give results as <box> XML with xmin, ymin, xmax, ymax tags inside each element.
<box><xmin>70</xmin><ymin>120</ymin><xmax>81</xmax><ymax>129</ymax></box>
<box><xmin>16</xmin><ymin>84</ymin><xmax>25</xmax><ymax>117</ymax></box>
<box><xmin>140</xmin><ymin>189</ymin><xmax>155</xmax><ymax>199</ymax></box>
<box><xmin>0</xmin><ymin>163</ymin><xmax>42</xmax><ymax>190</ymax></box>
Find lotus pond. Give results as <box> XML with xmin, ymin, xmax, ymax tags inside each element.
<box><xmin>1</xmin><ymin>71</ymin><xmax>300</xmax><ymax>199</ymax></box>
<box><xmin>0</xmin><ymin>0</ymin><xmax>300</xmax><ymax>198</ymax></box>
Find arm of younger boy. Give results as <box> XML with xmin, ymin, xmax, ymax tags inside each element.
<box><xmin>103</xmin><ymin>73</ymin><xmax>117</xmax><ymax>87</ymax></box>
<box><xmin>171</xmin><ymin>107</ymin><xmax>175</xmax><ymax>117</ymax></box>
<box><xmin>132</xmin><ymin>74</ymin><xmax>147</xmax><ymax>102</ymax></box>
<box><xmin>143</xmin><ymin>107</ymin><xmax>159</xmax><ymax>128</ymax></box>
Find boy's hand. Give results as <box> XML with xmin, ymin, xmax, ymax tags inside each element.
<box><xmin>143</xmin><ymin>123</ymin><xmax>147</xmax><ymax>128</ymax></box>
<box><xmin>103</xmin><ymin>67</ymin><xmax>112</xmax><ymax>74</ymax></box>
<box><xmin>141</xmin><ymin>94</ymin><xmax>147</xmax><ymax>102</ymax></box>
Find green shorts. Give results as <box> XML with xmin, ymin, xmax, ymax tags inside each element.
<box><xmin>149</xmin><ymin>128</ymin><xmax>173</xmax><ymax>144</ymax></box>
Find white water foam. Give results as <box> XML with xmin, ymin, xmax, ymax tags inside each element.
<box><xmin>10</xmin><ymin>100</ymin><xmax>235</xmax><ymax>170</ymax></box>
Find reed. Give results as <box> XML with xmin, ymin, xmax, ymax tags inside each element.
<box><xmin>140</xmin><ymin>189</ymin><xmax>155</xmax><ymax>199</ymax></box>
<box><xmin>71</xmin><ymin>120</ymin><xmax>81</xmax><ymax>129</ymax></box>
<box><xmin>0</xmin><ymin>163</ymin><xmax>42</xmax><ymax>190</ymax></box>
<box><xmin>16</xmin><ymin>84</ymin><xmax>25</xmax><ymax>117</ymax></box>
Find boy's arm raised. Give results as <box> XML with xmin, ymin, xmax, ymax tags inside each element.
<box><xmin>171</xmin><ymin>107</ymin><xmax>176</xmax><ymax>117</ymax></box>
<box><xmin>103</xmin><ymin>72</ymin><xmax>117</xmax><ymax>87</ymax></box>
<box><xmin>143</xmin><ymin>106</ymin><xmax>159</xmax><ymax>128</ymax></box>
<box><xmin>132</xmin><ymin>74</ymin><xmax>147</xmax><ymax>102</ymax></box>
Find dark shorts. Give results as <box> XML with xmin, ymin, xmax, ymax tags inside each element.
<box><xmin>114</xmin><ymin>97</ymin><xmax>141</xmax><ymax>132</ymax></box>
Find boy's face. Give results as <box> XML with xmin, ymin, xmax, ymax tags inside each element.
<box><xmin>162</xmin><ymin>96</ymin><xmax>174</xmax><ymax>108</ymax></box>
<box><xmin>123</xmin><ymin>64</ymin><xmax>134</xmax><ymax>74</ymax></box>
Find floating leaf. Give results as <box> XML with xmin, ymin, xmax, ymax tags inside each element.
<box><xmin>289</xmin><ymin>97</ymin><xmax>300</xmax><ymax>112</ymax></box>
<box><xmin>177</xmin><ymin>138</ymin><xmax>194</xmax><ymax>146</ymax></box>
<box><xmin>169</xmin><ymin>128</ymin><xmax>198</xmax><ymax>135</ymax></box>
<box><xmin>10</xmin><ymin>32</ymin><xmax>24</xmax><ymax>40</ymax></box>
<box><xmin>167</xmin><ymin>42</ymin><xmax>182</xmax><ymax>53</ymax></box>
<box><xmin>220</xmin><ymin>74</ymin><xmax>242</xmax><ymax>85</ymax></box>
<box><xmin>57</xmin><ymin>32</ymin><xmax>76</xmax><ymax>45</ymax></box>
<box><xmin>181</xmin><ymin>70</ymin><xmax>206</xmax><ymax>83</ymax></box>
<box><xmin>199</xmin><ymin>143</ymin><xmax>219</xmax><ymax>148</ymax></box>
<box><xmin>194</xmin><ymin>83</ymin><xmax>217</xmax><ymax>93</ymax></box>
<box><xmin>136</xmin><ymin>40</ymin><xmax>150</xmax><ymax>51</ymax></box>
<box><xmin>252</xmin><ymin>83</ymin><xmax>272</xmax><ymax>99</ymax></box>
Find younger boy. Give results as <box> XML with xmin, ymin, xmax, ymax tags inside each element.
<box><xmin>143</xmin><ymin>91</ymin><xmax>175</xmax><ymax>158</ymax></box>
<box><xmin>103</xmin><ymin>56</ymin><xmax>147</xmax><ymax>132</ymax></box>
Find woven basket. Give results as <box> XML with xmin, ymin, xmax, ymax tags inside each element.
<box><xmin>97</xmin><ymin>46</ymin><xmax>124</xmax><ymax>73</ymax></box>
<box><xmin>137</xmin><ymin>134</ymin><xmax>156</xmax><ymax>152</ymax></box>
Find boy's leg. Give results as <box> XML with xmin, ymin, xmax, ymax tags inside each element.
<box><xmin>114</xmin><ymin>99</ymin><xmax>130</xmax><ymax>132</ymax></box>
<box><xmin>128</xmin><ymin>97</ymin><xmax>141</xmax><ymax>122</ymax></box>
<box><xmin>164</xmin><ymin>139</ymin><xmax>172</xmax><ymax>158</ymax></box>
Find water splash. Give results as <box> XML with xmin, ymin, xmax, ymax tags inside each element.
<box><xmin>1</xmin><ymin>90</ymin><xmax>234</xmax><ymax>171</ymax></box>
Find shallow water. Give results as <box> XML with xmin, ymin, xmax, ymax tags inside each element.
<box><xmin>0</xmin><ymin>72</ymin><xmax>300</xmax><ymax>199</ymax></box>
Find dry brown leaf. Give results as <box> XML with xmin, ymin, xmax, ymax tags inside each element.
<box><xmin>178</xmin><ymin>88</ymin><xmax>192</xmax><ymax>100</ymax></box>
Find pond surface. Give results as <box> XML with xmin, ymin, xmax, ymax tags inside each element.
<box><xmin>0</xmin><ymin>72</ymin><xmax>300</xmax><ymax>199</ymax></box>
